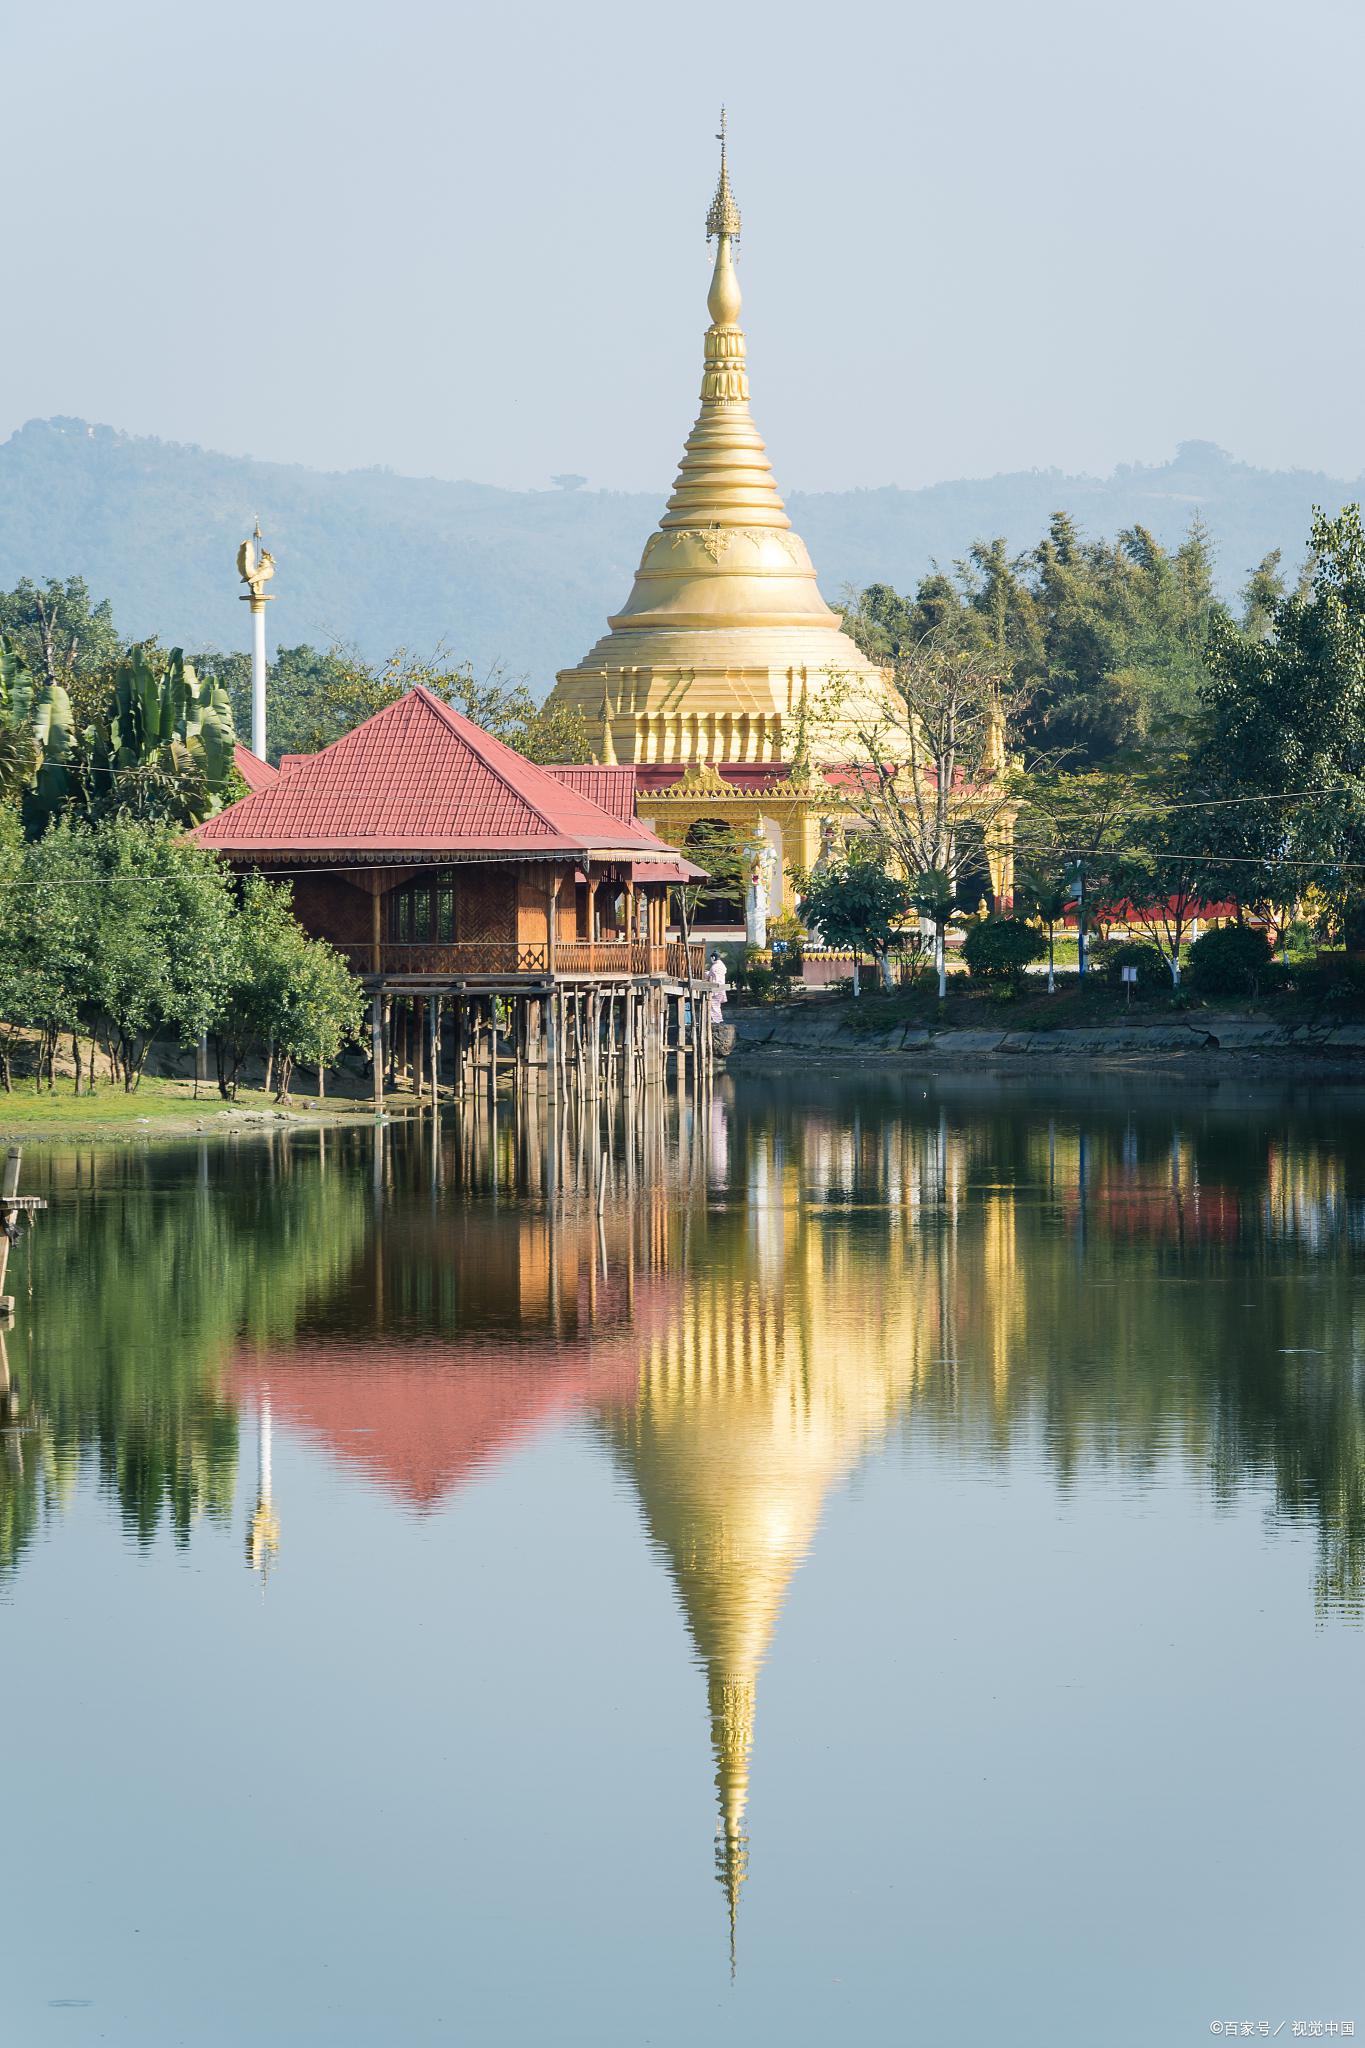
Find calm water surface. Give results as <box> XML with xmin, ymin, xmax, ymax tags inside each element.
<box><xmin>3</xmin><ymin>1072</ymin><xmax>1364</xmax><ymax>2045</ymax></box>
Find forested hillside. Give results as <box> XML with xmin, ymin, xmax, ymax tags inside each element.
<box><xmin>1</xmin><ymin>415</ymin><xmax>1358</xmax><ymax>685</ymax></box>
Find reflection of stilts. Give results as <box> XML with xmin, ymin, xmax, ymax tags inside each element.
<box><xmin>0</xmin><ymin>1148</ymin><xmax>46</xmax><ymax>1324</ymax></box>
<box><xmin>0</xmin><ymin>1324</ymin><xmax>19</xmax><ymax>1427</ymax></box>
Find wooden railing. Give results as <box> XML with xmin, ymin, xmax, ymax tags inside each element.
<box><xmin>540</xmin><ymin>941</ymin><xmax>704</xmax><ymax>978</ymax></box>
<box><xmin>339</xmin><ymin>942</ymin><xmax>548</xmax><ymax>977</ymax></box>
<box><xmin>339</xmin><ymin>939</ymin><xmax>706</xmax><ymax>981</ymax></box>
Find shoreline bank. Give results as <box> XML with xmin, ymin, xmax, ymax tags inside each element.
<box><xmin>0</xmin><ymin>1087</ymin><xmax>391</xmax><ymax>1144</ymax></box>
<box><xmin>720</xmin><ymin>1009</ymin><xmax>1365</xmax><ymax>1072</ymax></box>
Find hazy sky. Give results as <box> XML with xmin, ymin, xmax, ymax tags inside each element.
<box><xmin>8</xmin><ymin>0</ymin><xmax>1364</xmax><ymax>494</ymax></box>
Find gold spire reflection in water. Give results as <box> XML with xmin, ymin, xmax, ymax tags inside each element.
<box><xmin>595</xmin><ymin>1120</ymin><xmax>944</xmax><ymax>1952</ymax></box>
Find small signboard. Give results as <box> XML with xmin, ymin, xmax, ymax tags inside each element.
<box><xmin>1120</xmin><ymin>965</ymin><xmax>1139</xmax><ymax>984</ymax></box>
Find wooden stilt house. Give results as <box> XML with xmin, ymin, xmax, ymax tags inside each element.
<box><xmin>192</xmin><ymin>687</ymin><xmax>709</xmax><ymax>1102</ymax></box>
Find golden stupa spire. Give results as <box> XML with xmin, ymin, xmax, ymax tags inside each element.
<box><xmin>706</xmin><ymin>107</ymin><xmax>742</xmax><ymax>244</ymax></box>
<box><xmin>661</xmin><ymin>115</ymin><xmax>779</xmax><ymax>528</ymax></box>
<box><xmin>548</xmin><ymin>115</ymin><xmax>891</xmax><ymax>764</ymax></box>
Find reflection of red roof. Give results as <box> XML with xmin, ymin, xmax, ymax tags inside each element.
<box><xmin>193</xmin><ymin>688</ymin><xmax>683</xmax><ymax>860</ymax></box>
<box><xmin>1063</xmin><ymin>1182</ymin><xmax>1241</xmax><ymax>1246</ymax></box>
<box><xmin>233</xmin><ymin>742</ymin><xmax>279</xmax><ymax>792</ymax></box>
<box><xmin>234</xmin><ymin>1338</ymin><xmax>642</xmax><ymax>1506</ymax></box>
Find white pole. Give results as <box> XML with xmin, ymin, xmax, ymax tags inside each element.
<box><xmin>237</xmin><ymin>522</ymin><xmax>274</xmax><ymax>761</ymax></box>
<box><xmin>259</xmin><ymin>1396</ymin><xmax>273</xmax><ymax>1504</ymax></box>
<box><xmin>251</xmin><ymin>602</ymin><xmax>267</xmax><ymax>761</ymax></box>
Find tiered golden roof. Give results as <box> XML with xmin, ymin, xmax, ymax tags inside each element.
<box><xmin>549</xmin><ymin>121</ymin><xmax>887</xmax><ymax>767</ymax></box>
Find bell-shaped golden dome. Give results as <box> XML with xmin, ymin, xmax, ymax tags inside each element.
<box><xmin>550</xmin><ymin>122</ymin><xmax>887</xmax><ymax>766</ymax></box>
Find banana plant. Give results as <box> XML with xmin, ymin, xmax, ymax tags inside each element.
<box><xmin>89</xmin><ymin>648</ymin><xmax>238</xmax><ymax>825</ymax></box>
<box><xmin>1</xmin><ymin>640</ymin><xmax>77</xmax><ymax>824</ymax></box>
<box><xmin>3</xmin><ymin>636</ymin><xmax>238</xmax><ymax>832</ymax></box>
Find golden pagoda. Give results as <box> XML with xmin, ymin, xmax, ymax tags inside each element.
<box><xmin>548</xmin><ymin>116</ymin><xmax>890</xmax><ymax>916</ymax></box>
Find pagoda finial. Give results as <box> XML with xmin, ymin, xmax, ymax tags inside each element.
<box><xmin>706</xmin><ymin>107</ymin><xmax>741</xmax><ymax>245</ymax></box>
<box><xmin>702</xmin><ymin>111</ymin><xmax>746</xmax><ymax>386</ymax></box>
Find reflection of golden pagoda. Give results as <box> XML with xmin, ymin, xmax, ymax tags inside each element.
<box><xmin>548</xmin><ymin>119</ymin><xmax>889</xmax><ymax>914</ymax></box>
<box><xmin>595</xmin><ymin>1149</ymin><xmax>934</xmax><ymax>1957</ymax></box>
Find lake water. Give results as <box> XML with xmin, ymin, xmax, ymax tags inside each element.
<box><xmin>2</xmin><ymin>1072</ymin><xmax>1363</xmax><ymax>2046</ymax></box>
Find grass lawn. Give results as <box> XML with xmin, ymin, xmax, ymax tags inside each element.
<box><xmin>0</xmin><ymin>1074</ymin><xmax>384</xmax><ymax>1140</ymax></box>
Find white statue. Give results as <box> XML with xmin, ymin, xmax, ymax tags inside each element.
<box><xmin>743</xmin><ymin>835</ymin><xmax>778</xmax><ymax>948</ymax></box>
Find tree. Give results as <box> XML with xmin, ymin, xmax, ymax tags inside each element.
<box><xmin>195</xmin><ymin>643</ymin><xmax>594</xmax><ymax>767</ymax></box>
<box><xmin>77</xmin><ymin>820</ymin><xmax>235</xmax><ymax>1089</ymax></box>
<box><xmin>813</xmin><ymin>628</ymin><xmax>1028</xmax><ymax>915</ymax></box>
<box><xmin>1018</xmin><ymin>766</ymin><xmax>1148</xmax><ymax>974</ymax></box>
<box><xmin>1187</xmin><ymin>923</ymin><xmax>1274</xmax><ymax>996</ymax></box>
<box><xmin>0</xmin><ymin>646</ymin><xmax>39</xmax><ymax>801</ymax></box>
<box><xmin>1240</xmin><ymin>551</ymin><xmax>1288</xmax><ymax>641</ymax></box>
<box><xmin>1105</xmin><ymin>802</ymin><xmax>1228</xmax><ymax>988</ymax></box>
<box><xmin>211</xmin><ymin>877</ymin><xmax>298</xmax><ymax>1099</ymax></box>
<box><xmin>679</xmin><ymin>820</ymin><xmax>748</xmax><ymax>926</ymax></box>
<box><xmin>842</xmin><ymin>516</ymin><xmax>1222</xmax><ymax>769</ymax></box>
<box><xmin>193</xmin><ymin>644</ymin><xmax>359</xmax><ymax>764</ymax></box>
<box><xmin>0</xmin><ymin>816</ymin><xmax>100</xmax><ymax>1090</ymax></box>
<box><xmin>799</xmin><ymin>856</ymin><xmax>910</xmax><ymax>990</ymax></box>
<box><xmin>908</xmin><ymin>866</ymin><xmax>957</xmax><ymax>999</ymax></box>
<box><xmin>1014</xmin><ymin>869</ymin><xmax>1071</xmax><ymax>993</ymax></box>
<box><xmin>211</xmin><ymin>877</ymin><xmax>361</xmax><ymax>1100</ymax></box>
<box><xmin>271</xmin><ymin>936</ymin><xmax>363</xmax><ymax>1101</ymax></box>
<box><xmin>80</xmin><ymin>648</ymin><xmax>237</xmax><ymax>828</ymax></box>
<box><xmin>962</xmin><ymin>916</ymin><xmax>1045</xmax><ymax>987</ymax></box>
<box><xmin>3</xmin><ymin>640</ymin><xmax>238</xmax><ymax>836</ymax></box>
<box><xmin>1199</xmin><ymin>505</ymin><xmax>1365</xmax><ymax>933</ymax></box>
<box><xmin>0</xmin><ymin>575</ymin><xmax>121</xmax><ymax>729</ymax></box>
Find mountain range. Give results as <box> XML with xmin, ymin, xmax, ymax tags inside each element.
<box><xmin>2</xmin><ymin>416</ymin><xmax>1360</xmax><ymax>685</ymax></box>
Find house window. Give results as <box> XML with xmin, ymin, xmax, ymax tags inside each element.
<box><xmin>388</xmin><ymin>869</ymin><xmax>460</xmax><ymax>944</ymax></box>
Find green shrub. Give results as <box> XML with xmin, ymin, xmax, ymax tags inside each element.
<box><xmin>768</xmin><ymin>916</ymin><xmax>805</xmax><ymax>989</ymax></box>
<box><xmin>962</xmin><ymin>917</ymin><xmax>1046</xmax><ymax>985</ymax></box>
<box><xmin>1105</xmin><ymin>941</ymin><xmax>1168</xmax><ymax>991</ymax></box>
<box><xmin>1188</xmin><ymin>923</ymin><xmax>1274</xmax><ymax>996</ymax></box>
<box><xmin>731</xmin><ymin>945</ymin><xmax>779</xmax><ymax>1002</ymax></box>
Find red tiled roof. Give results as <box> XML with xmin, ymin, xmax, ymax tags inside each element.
<box><xmin>193</xmin><ymin>687</ymin><xmax>682</xmax><ymax>860</ymax></box>
<box><xmin>544</xmin><ymin>763</ymin><xmax>639</xmax><ymax>823</ymax></box>
<box><xmin>634</xmin><ymin>762</ymin><xmax>799</xmax><ymax>794</ymax></box>
<box><xmin>233</xmin><ymin>742</ymin><xmax>279</xmax><ymax>793</ymax></box>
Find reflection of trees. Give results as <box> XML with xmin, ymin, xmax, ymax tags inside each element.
<box><xmin>0</xmin><ymin>1140</ymin><xmax>368</xmax><ymax>1574</ymax></box>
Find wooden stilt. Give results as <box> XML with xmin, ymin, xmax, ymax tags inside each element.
<box><xmin>370</xmin><ymin>992</ymin><xmax>384</xmax><ymax>1113</ymax></box>
<box><xmin>546</xmin><ymin>993</ymin><xmax>559</xmax><ymax>1098</ymax></box>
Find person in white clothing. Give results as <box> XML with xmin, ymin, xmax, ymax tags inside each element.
<box><xmin>706</xmin><ymin>950</ymin><xmax>728</xmax><ymax>1024</ymax></box>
